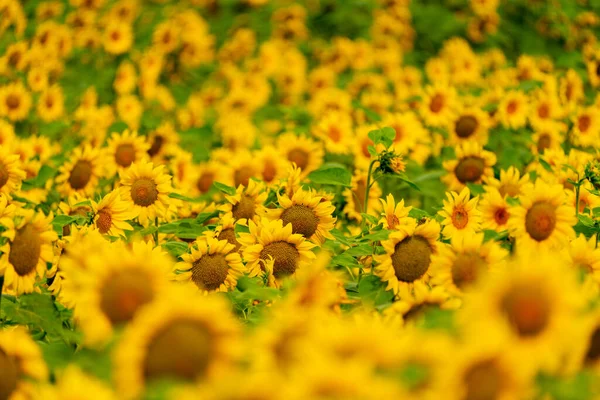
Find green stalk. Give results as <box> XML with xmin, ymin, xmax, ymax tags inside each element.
<box><xmin>362</xmin><ymin>160</ymin><xmax>378</xmax><ymax>229</ymax></box>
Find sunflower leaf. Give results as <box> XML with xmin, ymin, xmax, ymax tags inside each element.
<box><xmin>213</xmin><ymin>181</ymin><xmax>236</xmax><ymax>196</ymax></box>
<box><xmin>308</xmin><ymin>164</ymin><xmax>352</xmax><ymax>187</ymax></box>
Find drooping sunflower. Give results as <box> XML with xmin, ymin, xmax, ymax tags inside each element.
<box><xmin>119</xmin><ymin>160</ymin><xmax>173</xmax><ymax>226</ymax></box>
<box><xmin>0</xmin><ymin>81</ymin><xmax>32</xmax><ymax>121</ymax></box>
<box><xmin>442</xmin><ymin>141</ymin><xmax>496</xmax><ymax>191</ymax></box>
<box><xmin>479</xmin><ymin>187</ymin><xmax>511</xmax><ymax>232</ymax></box>
<box><xmin>277</xmin><ymin>132</ymin><xmax>324</xmax><ymax>177</ymax></box>
<box><xmin>378</xmin><ymin>193</ymin><xmax>412</xmax><ymax>230</ymax></box>
<box><xmin>0</xmin><ymin>327</ymin><xmax>49</xmax><ymax>400</ymax></box>
<box><xmin>56</xmin><ymin>145</ymin><xmax>105</xmax><ymax>197</ymax></box>
<box><xmin>240</xmin><ymin>218</ymin><xmax>316</xmax><ymax>285</ymax></box>
<box><xmin>266</xmin><ymin>188</ymin><xmax>336</xmax><ymax>245</ymax></box>
<box><xmin>0</xmin><ymin>209</ymin><xmax>57</xmax><ymax>294</ymax></box>
<box><xmin>508</xmin><ymin>181</ymin><xmax>576</xmax><ymax>252</ymax></box>
<box><xmin>438</xmin><ymin>187</ymin><xmax>481</xmax><ymax>240</ymax></box>
<box><xmin>174</xmin><ymin>236</ymin><xmax>245</xmax><ymax>293</ymax></box>
<box><xmin>223</xmin><ymin>179</ymin><xmax>268</xmax><ymax>225</ymax></box>
<box><xmin>113</xmin><ymin>287</ymin><xmax>241</xmax><ymax>399</ymax></box>
<box><xmin>91</xmin><ymin>190</ymin><xmax>137</xmax><ymax>237</ymax></box>
<box><xmin>105</xmin><ymin>129</ymin><xmax>150</xmax><ymax>175</ymax></box>
<box><xmin>0</xmin><ymin>147</ymin><xmax>26</xmax><ymax>197</ymax></box>
<box><xmin>496</xmin><ymin>90</ymin><xmax>529</xmax><ymax>129</ymax></box>
<box><xmin>430</xmin><ymin>233</ymin><xmax>508</xmax><ymax>296</ymax></box>
<box><xmin>374</xmin><ymin>218</ymin><xmax>440</xmax><ymax>299</ymax></box>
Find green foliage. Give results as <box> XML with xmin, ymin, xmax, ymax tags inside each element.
<box><xmin>308</xmin><ymin>163</ymin><xmax>352</xmax><ymax>187</ymax></box>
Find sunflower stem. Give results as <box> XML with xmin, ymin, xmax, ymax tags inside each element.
<box><xmin>153</xmin><ymin>217</ymin><xmax>159</xmax><ymax>244</ymax></box>
<box><xmin>0</xmin><ymin>276</ymin><xmax>4</xmax><ymax>325</ymax></box>
<box><xmin>575</xmin><ymin>177</ymin><xmax>581</xmax><ymax>218</ymax></box>
<box><xmin>362</xmin><ymin>160</ymin><xmax>378</xmax><ymax>230</ymax></box>
<box><xmin>596</xmin><ymin>230</ymin><xmax>599</xmax><ymax>249</ymax></box>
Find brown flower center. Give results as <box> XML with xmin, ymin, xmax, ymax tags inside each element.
<box><xmin>231</xmin><ymin>194</ymin><xmax>256</xmax><ymax>221</ymax></box>
<box><xmin>262</xmin><ymin>161</ymin><xmax>277</xmax><ymax>183</ymax></box>
<box><xmin>217</xmin><ymin>228</ymin><xmax>240</xmax><ymax>253</ymax></box>
<box><xmin>0</xmin><ymin>349</ymin><xmax>18</xmax><ymax>400</ymax></box>
<box><xmin>8</xmin><ymin>224</ymin><xmax>41</xmax><ymax>276</ymax></box>
<box><xmin>96</xmin><ymin>210</ymin><xmax>112</xmax><ymax>234</ymax></box>
<box><xmin>148</xmin><ymin>135</ymin><xmax>164</xmax><ymax>157</ymax></box>
<box><xmin>455</xmin><ymin>115</ymin><xmax>478</xmax><ymax>138</ymax></box>
<box><xmin>0</xmin><ymin>162</ymin><xmax>9</xmax><ymax>189</ymax></box>
<box><xmin>115</xmin><ymin>143</ymin><xmax>136</xmax><ymax>167</ymax></box>
<box><xmin>100</xmin><ymin>268</ymin><xmax>154</xmax><ymax>324</ymax></box>
<box><xmin>260</xmin><ymin>241</ymin><xmax>300</xmax><ymax>278</ymax></box>
<box><xmin>328</xmin><ymin>126</ymin><xmax>341</xmax><ymax>142</ymax></box>
<box><xmin>131</xmin><ymin>178</ymin><xmax>158</xmax><ymax>207</ymax></box>
<box><xmin>578</xmin><ymin>115</ymin><xmax>591</xmax><ymax>132</ymax></box>
<box><xmin>451</xmin><ymin>252</ymin><xmax>487</xmax><ymax>289</ymax></box>
<box><xmin>391</xmin><ymin>236</ymin><xmax>432</xmax><ymax>283</ymax></box>
<box><xmin>196</xmin><ymin>172</ymin><xmax>214</xmax><ymax>194</ymax></box>
<box><xmin>144</xmin><ymin>319</ymin><xmax>212</xmax><ymax>382</ymax></box>
<box><xmin>525</xmin><ymin>202</ymin><xmax>556</xmax><ymax>241</ymax></box>
<box><xmin>455</xmin><ymin>157</ymin><xmax>485</xmax><ymax>183</ymax></box>
<box><xmin>281</xmin><ymin>205</ymin><xmax>319</xmax><ymax>238</ymax></box>
<box><xmin>5</xmin><ymin>94</ymin><xmax>19</xmax><ymax>110</ymax></box>
<box><xmin>506</xmin><ymin>101</ymin><xmax>517</xmax><ymax>114</ymax></box>
<box><xmin>429</xmin><ymin>94</ymin><xmax>444</xmax><ymax>113</ymax></box>
<box><xmin>498</xmin><ymin>183</ymin><xmax>520</xmax><ymax>198</ymax></box>
<box><xmin>463</xmin><ymin>359</ymin><xmax>505</xmax><ymax>400</ymax></box>
<box><xmin>68</xmin><ymin>160</ymin><xmax>93</xmax><ymax>190</ymax></box>
<box><xmin>494</xmin><ymin>207</ymin><xmax>509</xmax><ymax>226</ymax></box>
<box><xmin>191</xmin><ymin>254</ymin><xmax>229</xmax><ymax>291</ymax></box>
<box><xmin>234</xmin><ymin>168</ymin><xmax>253</xmax><ymax>188</ymax></box>
<box><xmin>287</xmin><ymin>148</ymin><xmax>310</xmax><ymax>170</ymax></box>
<box><xmin>500</xmin><ymin>283</ymin><xmax>551</xmax><ymax>337</ymax></box>
<box><xmin>451</xmin><ymin>206</ymin><xmax>469</xmax><ymax>229</ymax></box>
<box><xmin>585</xmin><ymin>326</ymin><xmax>600</xmax><ymax>365</ymax></box>
<box><xmin>537</xmin><ymin>103</ymin><xmax>550</xmax><ymax>119</ymax></box>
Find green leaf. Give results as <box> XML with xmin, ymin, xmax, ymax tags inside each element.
<box><xmin>505</xmin><ymin>196</ymin><xmax>520</xmax><ymax>206</ymax></box>
<box><xmin>308</xmin><ymin>164</ymin><xmax>352</xmax><ymax>187</ymax></box>
<box><xmin>161</xmin><ymin>241</ymin><xmax>190</xmax><ymax>258</ymax></box>
<box><xmin>396</xmin><ymin>173</ymin><xmax>420</xmax><ymax>192</ymax></box>
<box><xmin>367</xmin><ymin>145</ymin><xmax>378</xmax><ymax>157</ymax></box>
<box><xmin>368</xmin><ymin>127</ymin><xmax>395</xmax><ymax>148</ymax></box>
<box><xmin>52</xmin><ymin>215</ymin><xmax>86</xmax><ymax>233</ymax></box>
<box><xmin>358</xmin><ymin>275</ymin><xmax>393</xmax><ymax>307</ymax></box>
<box><xmin>21</xmin><ymin>165</ymin><xmax>56</xmax><ymax>190</ymax></box>
<box><xmin>213</xmin><ymin>181</ymin><xmax>236</xmax><ymax>196</ymax></box>
<box><xmin>538</xmin><ymin>157</ymin><xmax>553</xmax><ymax>172</ymax></box>
<box><xmin>168</xmin><ymin>192</ymin><xmax>204</xmax><ymax>203</ymax></box>
<box><xmin>517</xmin><ymin>80</ymin><xmax>543</xmax><ymax>92</ymax></box>
<box><xmin>578</xmin><ymin>214</ymin><xmax>596</xmax><ymax>228</ymax></box>
<box><xmin>408</xmin><ymin>208</ymin><xmax>430</xmax><ymax>220</ymax></box>
<box><xmin>466</xmin><ymin>183</ymin><xmax>485</xmax><ymax>196</ymax></box>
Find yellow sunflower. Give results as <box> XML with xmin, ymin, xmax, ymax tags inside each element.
<box><xmin>311</xmin><ymin>111</ymin><xmax>353</xmax><ymax>154</ymax></box>
<box><xmin>91</xmin><ymin>190</ymin><xmax>137</xmax><ymax>237</ymax></box>
<box><xmin>449</xmin><ymin>105</ymin><xmax>491</xmax><ymax>145</ymax></box>
<box><xmin>73</xmin><ymin>241</ymin><xmax>172</xmax><ymax>346</ymax></box>
<box><xmin>103</xmin><ymin>22</ymin><xmax>133</xmax><ymax>54</ymax></box>
<box><xmin>508</xmin><ymin>181</ymin><xmax>576</xmax><ymax>252</ymax></box>
<box><xmin>240</xmin><ymin>218</ymin><xmax>316</xmax><ymax>285</ymax></box>
<box><xmin>419</xmin><ymin>84</ymin><xmax>458</xmax><ymax>127</ymax></box>
<box><xmin>442</xmin><ymin>141</ymin><xmax>496</xmax><ymax>191</ymax></box>
<box><xmin>563</xmin><ymin>234</ymin><xmax>600</xmax><ymax>284</ymax></box>
<box><xmin>0</xmin><ymin>81</ymin><xmax>32</xmax><ymax>121</ymax></box>
<box><xmin>105</xmin><ymin>129</ymin><xmax>150</xmax><ymax>175</ymax></box>
<box><xmin>0</xmin><ymin>147</ymin><xmax>26</xmax><ymax>197</ymax></box>
<box><xmin>255</xmin><ymin>145</ymin><xmax>289</xmax><ymax>187</ymax></box>
<box><xmin>114</xmin><ymin>60</ymin><xmax>137</xmax><ymax>95</ymax></box>
<box><xmin>36</xmin><ymin>84</ymin><xmax>64</xmax><ymax>122</ymax></box>
<box><xmin>479</xmin><ymin>187</ymin><xmax>511</xmax><ymax>232</ymax></box>
<box><xmin>223</xmin><ymin>179</ymin><xmax>268</xmax><ymax>225</ymax></box>
<box><xmin>496</xmin><ymin>90</ymin><xmax>529</xmax><ymax>129</ymax></box>
<box><xmin>567</xmin><ymin>181</ymin><xmax>600</xmax><ymax>215</ymax></box>
<box><xmin>119</xmin><ymin>160</ymin><xmax>173</xmax><ymax>226</ymax></box>
<box><xmin>174</xmin><ymin>236</ymin><xmax>245</xmax><ymax>293</ymax></box>
<box><xmin>208</xmin><ymin>212</ymin><xmax>241</xmax><ymax>253</ymax></box>
<box><xmin>430</xmin><ymin>233</ymin><xmax>508</xmax><ymax>296</ymax></box>
<box><xmin>56</xmin><ymin>145</ymin><xmax>105</xmax><ymax>197</ymax></box>
<box><xmin>0</xmin><ymin>327</ymin><xmax>49</xmax><ymax>400</ymax></box>
<box><xmin>267</xmin><ymin>187</ymin><xmax>336</xmax><ymax>245</ymax></box>
<box><xmin>438</xmin><ymin>187</ymin><xmax>482</xmax><ymax>240</ymax></box>
<box><xmin>147</xmin><ymin>121</ymin><xmax>180</xmax><ymax>161</ymax></box>
<box><xmin>0</xmin><ymin>209</ymin><xmax>57</xmax><ymax>294</ymax></box>
<box><xmin>33</xmin><ymin>365</ymin><xmax>116</xmax><ymax>400</ymax></box>
<box><xmin>483</xmin><ymin>166</ymin><xmax>529</xmax><ymax>198</ymax></box>
<box><xmin>380</xmin><ymin>111</ymin><xmax>427</xmax><ymax>155</ymax></box>
<box><xmin>113</xmin><ymin>287</ymin><xmax>241</xmax><ymax>399</ymax></box>
<box><xmin>378</xmin><ymin>193</ymin><xmax>412</xmax><ymax>230</ymax></box>
<box><xmin>384</xmin><ymin>284</ymin><xmax>456</xmax><ymax>326</ymax></box>
<box><xmin>571</xmin><ymin>106</ymin><xmax>600</xmax><ymax>148</ymax></box>
<box><xmin>374</xmin><ymin>218</ymin><xmax>440</xmax><ymax>298</ymax></box>
<box><xmin>277</xmin><ymin>132</ymin><xmax>324</xmax><ymax>177</ymax></box>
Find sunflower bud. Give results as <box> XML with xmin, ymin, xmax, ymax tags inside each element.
<box><xmin>376</xmin><ymin>150</ymin><xmax>406</xmax><ymax>175</ymax></box>
<box><xmin>585</xmin><ymin>161</ymin><xmax>600</xmax><ymax>190</ymax></box>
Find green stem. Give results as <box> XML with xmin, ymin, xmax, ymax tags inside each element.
<box><xmin>596</xmin><ymin>229</ymin><xmax>599</xmax><ymax>249</ymax></box>
<box><xmin>0</xmin><ymin>276</ymin><xmax>4</xmax><ymax>325</ymax></box>
<box><xmin>154</xmin><ymin>217</ymin><xmax>159</xmax><ymax>245</ymax></box>
<box><xmin>362</xmin><ymin>160</ymin><xmax>378</xmax><ymax>230</ymax></box>
<box><xmin>575</xmin><ymin>183</ymin><xmax>581</xmax><ymax>218</ymax></box>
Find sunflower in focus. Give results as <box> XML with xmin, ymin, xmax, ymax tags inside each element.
<box><xmin>479</xmin><ymin>187</ymin><xmax>511</xmax><ymax>232</ymax></box>
<box><xmin>223</xmin><ymin>179</ymin><xmax>268</xmax><ymax>225</ymax></box>
<box><xmin>91</xmin><ymin>190</ymin><xmax>137</xmax><ymax>237</ymax></box>
<box><xmin>378</xmin><ymin>193</ymin><xmax>412</xmax><ymax>230</ymax></box>
<box><xmin>438</xmin><ymin>187</ymin><xmax>481</xmax><ymax>240</ymax></box>
<box><xmin>174</xmin><ymin>236</ymin><xmax>245</xmax><ymax>293</ymax></box>
<box><xmin>0</xmin><ymin>147</ymin><xmax>26</xmax><ymax>197</ymax></box>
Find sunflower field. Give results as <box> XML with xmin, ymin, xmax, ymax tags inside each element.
<box><xmin>5</xmin><ymin>0</ymin><xmax>600</xmax><ymax>399</ymax></box>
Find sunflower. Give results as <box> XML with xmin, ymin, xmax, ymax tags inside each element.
<box><xmin>0</xmin><ymin>119</ymin><xmax>15</xmax><ymax>146</ymax></box>
<box><xmin>531</xmin><ymin>122</ymin><xmax>565</xmax><ymax>155</ymax></box>
<box><xmin>430</xmin><ymin>233</ymin><xmax>508</xmax><ymax>296</ymax></box>
<box><xmin>567</xmin><ymin>181</ymin><xmax>600</xmax><ymax>215</ymax></box>
<box><xmin>342</xmin><ymin>170</ymin><xmax>382</xmax><ymax>223</ymax></box>
<box><xmin>190</xmin><ymin>160</ymin><xmax>231</xmax><ymax>197</ymax></box>
<box><xmin>116</xmin><ymin>94</ymin><xmax>143</xmax><ymax>131</ymax></box>
<box><xmin>0</xmin><ymin>327</ymin><xmax>48</xmax><ymax>400</ymax></box>
<box><xmin>33</xmin><ymin>365</ymin><xmax>116</xmax><ymax>400</ymax></box>
<box><xmin>483</xmin><ymin>166</ymin><xmax>529</xmax><ymax>198</ymax></box>
<box><xmin>255</xmin><ymin>145</ymin><xmax>289</xmax><ymax>187</ymax></box>
<box><xmin>571</xmin><ymin>107</ymin><xmax>600</xmax><ymax>148</ymax></box>
<box><xmin>147</xmin><ymin>122</ymin><xmax>180</xmax><ymax>161</ymax></box>
<box><xmin>56</xmin><ymin>145</ymin><xmax>105</xmax><ymax>197</ymax></box>
<box><xmin>564</xmin><ymin>234</ymin><xmax>600</xmax><ymax>284</ymax></box>
<box><xmin>442</xmin><ymin>141</ymin><xmax>496</xmax><ymax>191</ymax></box>
<box><xmin>449</xmin><ymin>106</ymin><xmax>490</xmax><ymax>145</ymax></box>
<box><xmin>73</xmin><ymin>241</ymin><xmax>173</xmax><ymax>346</ymax></box>
<box><xmin>0</xmin><ymin>209</ymin><xmax>57</xmax><ymax>294</ymax></box>
<box><xmin>380</xmin><ymin>111</ymin><xmax>427</xmax><ymax>155</ymax></box>
<box><xmin>266</xmin><ymin>188</ymin><xmax>336</xmax><ymax>245</ymax></box>
<box><xmin>378</xmin><ymin>193</ymin><xmax>412</xmax><ymax>230</ymax></box>
<box><xmin>479</xmin><ymin>187</ymin><xmax>511</xmax><ymax>232</ymax></box>
<box><xmin>37</xmin><ymin>84</ymin><xmax>64</xmax><ymax>122</ymax></box>
<box><xmin>374</xmin><ymin>218</ymin><xmax>440</xmax><ymax>299</ymax></box>
<box><xmin>311</xmin><ymin>111</ymin><xmax>353</xmax><ymax>155</ymax></box>
<box><xmin>240</xmin><ymin>218</ymin><xmax>316</xmax><ymax>285</ymax></box>
<box><xmin>438</xmin><ymin>187</ymin><xmax>481</xmax><ymax>240</ymax></box>
<box><xmin>174</xmin><ymin>236</ymin><xmax>245</xmax><ymax>293</ymax></box>
<box><xmin>384</xmin><ymin>285</ymin><xmax>455</xmax><ymax>326</ymax></box>
<box><xmin>113</xmin><ymin>287</ymin><xmax>241</xmax><ymax>399</ymax></box>
<box><xmin>559</xmin><ymin>69</ymin><xmax>584</xmax><ymax>112</ymax></box>
<box><xmin>496</xmin><ymin>90</ymin><xmax>529</xmax><ymax>129</ymax></box>
<box><xmin>419</xmin><ymin>84</ymin><xmax>457</xmax><ymax>127</ymax></box>
<box><xmin>119</xmin><ymin>160</ymin><xmax>173</xmax><ymax>226</ymax></box>
<box><xmin>105</xmin><ymin>129</ymin><xmax>150</xmax><ymax>175</ymax></box>
<box><xmin>208</xmin><ymin>212</ymin><xmax>241</xmax><ymax>253</ymax></box>
<box><xmin>458</xmin><ymin>252</ymin><xmax>584</xmax><ymax>373</ymax></box>
<box><xmin>277</xmin><ymin>132</ymin><xmax>324</xmax><ymax>177</ymax></box>
<box><xmin>0</xmin><ymin>147</ymin><xmax>26</xmax><ymax>197</ymax></box>
<box><xmin>0</xmin><ymin>81</ymin><xmax>32</xmax><ymax>121</ymax></box>
<box><xmin>114</xmin><ymin>60</ymin><xmax>137</xmax><ymax>95</ymax></box>
<box><xmin>91</xmin><ymin>190</ymin><xmax>137</xmax><ymax>237</ymax></box>
<box><xmin>103</xmin><ymin>22</ymin><xmax>133</xmax><ymax>54</ymax></box>
<box><xmin>508</xmin><ymin>181</ymin><xmax>576</xmax><ymax>252</ymax></box>
<box><xmin>223</xmin><ymin>179</ymin><xmax>268</xmax><ymax>225</ymax></box>
<box><xmin>528</xmin><ymin>92</ymin><xmax>560</xmax><ymax>129</ymax></box>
